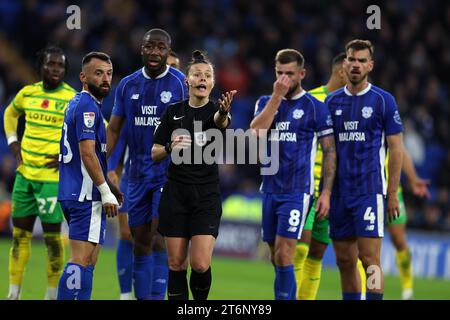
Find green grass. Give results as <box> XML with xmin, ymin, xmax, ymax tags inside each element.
<box><xmin>1</xmin><ymin>238</ymin><xmax>450</xmax><ymax>300</ymax></box>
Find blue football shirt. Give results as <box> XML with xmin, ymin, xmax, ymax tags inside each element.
<box><xmin>58</xmin><ymin>91</ymin><xmax>107</xmax><ymax>202</ymax></box>
<box><xmin>325</xmin><ymin>83</ymin><xmax>403</xmax><ymax>196</ymax></box>
<box><xmin>111</xmin><ymin>66</ymin><xmax>188</xmax><ymax>184</ymax></box>
<box><xmin>254</xmin><ymin>90</ymin><xmax>334</xmax><ymax>194</ymax></box>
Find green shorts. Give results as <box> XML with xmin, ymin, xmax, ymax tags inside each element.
<box><xmin>302</xmin><ymin>198</ymin><xmax>331</xmax><ymax>245</ymax></box>
<box><xmin>387</xmin><ymin>188</ymin><xmax>407</xmax><ymax>226</ymax></box>
<box><xmin>11</xmin><ymin>172</ymin><xmax>64</xmax><ymax>224</ymax></box>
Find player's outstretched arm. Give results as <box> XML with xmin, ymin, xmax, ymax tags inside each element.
<box><xmin>80</xmin><ymin>139</ymin><xmax>119</xmax><ymax>217</ymax></box>
<box><xmin>386</xmin><ymin>133</ymin><xmax>404</xmax><ymax>222</ymax></box>
<box><xmin>106</xmin><ymin>115</ymin><xmax>124</xmax><ymax>158</ymax></box>
<box><xmin>316</xmin><ymin>135</ymin><xmax>337</xmax><ymax>220</ymax></box>
<box><xmin>401</xmin><ymin>148</ymin><xmax>431</xmax><ymax>198</ymax></box>
<box><xmin>250</xmin><ymin>75</ymin><xmax>290</xmax><ymax>134</ymax></box>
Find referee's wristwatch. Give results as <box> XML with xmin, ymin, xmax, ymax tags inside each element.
<box><xmin>165</xmin><ymin>142</ymin><xmax>172</xmax><ymax>154</ymax></box>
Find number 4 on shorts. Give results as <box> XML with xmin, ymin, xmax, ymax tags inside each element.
<box><xmin>364</xmin><ymin>207</ymin><xmax>375</xmax><ymax>231</ymax></box>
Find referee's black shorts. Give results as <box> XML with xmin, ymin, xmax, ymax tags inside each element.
<box><xmin>158</xmin><ymin>180</ymin><xmax>222</xmax><ymax>238</ymax></box>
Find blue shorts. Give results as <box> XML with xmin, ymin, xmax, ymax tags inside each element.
<box><xmin>119</xmin><ymin>177</ymin><xmax>128</xmax><ymax>213</ymax></box>
<box><xmin>127</xmin><ymin>182</ymin><xmax>163</xmax><ymax>228</ymax></box>
<box><xmin>329</xmin><ymin>194</ymin><xmax>386</xmax><ymax>240</ymax></box>
<box><xmin>60</xmin><ymin>200</ymin><xmax>106</xmax><ymax>245</ymax></box>
<box><xmin>261</xmin><ymin>192</ymin><xmax>312</xmax><ymax>244</ymax></box>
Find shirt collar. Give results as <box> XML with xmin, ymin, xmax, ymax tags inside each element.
<box><xmin>141</xmin><ymin>65</ymin><xmax>169</xmax><ymax>80</ymax></box>
<box><xmin>344</xmin><ymin>83</ymin><xmax>372</xmax><ymax>96</ymax></box>
<box><xmin>282</xmin><ymin>89</ymin><xmax>306</xmax><ymax>100</ymax></box>
<box><xmin>81</xmin><ymin>90</ymin><xmax>101</xmax><ymax>104</ymax></box>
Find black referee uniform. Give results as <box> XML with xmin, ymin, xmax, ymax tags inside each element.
<box><xmin>153</xmin><ymin>99</ymin><xmax>230</xmax><ymax>238</ymax></box>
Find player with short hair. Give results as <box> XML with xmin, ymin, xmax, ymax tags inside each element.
<box><xmin>57</xmin><ymin>51</ymin><xmax>122</xmax><ymax>300</ymax></box>
<box><xmin>108</xmin><ymin>50</ymin><xmax>185</xmax><ymax>300</ymax></box>
<box><xmin>168</xmin><ymin>51</ymin><xmax>180</xmax><ymax>69</ymax></box>
<box><xmin>107</xmin><ymin>28</ymin><xmax>188</xmax><ymax>300</ymax></box>
<box><xmin>296</xmin><ymin>52</ymin><xmax>429</xmax><ymax>300</ymax></box>
<box><xmin>294</xmin><ymin>52</ymin><xmax>347</xmax><ymax>300</ymax></box>
<box><xmin>326</xmin><ymin>39</ymin><xmax>404</xmax><ymax>300</ymax></box>
<box><xmin>251</xmin><ymin>49</ymin><xmax>336</xmax><ymax>300</ymax></box>
<box><xmin>3</xmin><ymin>46</ymin><xmax>76</xmax><ymax>300</ymax></box>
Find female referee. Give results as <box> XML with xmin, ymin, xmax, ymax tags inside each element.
<box><xmin>152</xmin><ymin>50</ymin><xmax>236</xmax><ymax>300</ymax></box>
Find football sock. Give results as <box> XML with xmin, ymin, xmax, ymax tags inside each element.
<box><xmin>43</xmin><ymin>232</ymin><xmax>65</xmax><ymax>294</ymax></box>
<box><xmin>298</xmin><ymin>257</ymin><xmax>322</xmax><ymax>300</ymax></box>
<box><xmin>8</xmin><ymin>227</ymin><xmax>32</xmax><ymax>298</ymax></box>
<box><xmin>57</xmin><ymin>262</ymin><xmax>84</xmax><ymax>300</ymax></box>
<box><xmin>151</xmin><ymin>251</ymin><xmax>168</xmax><ymax>300</ymax></box>
<box><xmin>168</xmin><ymin>269</ymin><xmax>189</xmax><ymax>300</ymax></box>
<box><xmin>396</xmin><ymin>249</ymin><xmax>413</xmax><ymax>299</ymax></box>
<box><xmin>190</xmin><ymin>267</ymin><xmax>212</xmax><ymax>300</ymax></box>
<box><xmin>116</xmin><ymin>239</ymin><xmax>133</xmax><ymax>295</ymax></box>
<box><xmin>366</xmin><ymin>292</ymin><xmax>383</xmax><ymax>300</ymax></box>
<box><xmin>342</xmin><ymin>292</ymin><xmax>361</xmax><ymax>300</ymax></box>
<box><xmin>275</xmin><ymin>265</ymin><xmax>296</xmax><ymax>300</ymax></box>
<box><xmin>77</xmin><ymin>265</ymin><xmax>94</xmax><ymax>300</ymax></box>
<box><xmin>293</xmin><ymin>242</ymin><xmax>309</xmax><ymax>298</ymax></box>
<box><xmin>133</xmin><ymin>254</ymin><xmax>152</xmax><ymax>300</ymax></box>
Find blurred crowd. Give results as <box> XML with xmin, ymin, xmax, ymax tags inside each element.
<box><xmin>0</xmin><ymin>0</ymin><xmax>449</xmax><ymax>231</ymax></box>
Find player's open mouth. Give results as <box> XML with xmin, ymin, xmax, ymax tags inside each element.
<box><xmin>51</xmin><ymin>74</ymin><xmax>61</xmax><ymax>81</ymax></box>
<box><xmin>148</xmin><ymin>60</ymin><xmax>160</xmax><ymax>67</ymax></box>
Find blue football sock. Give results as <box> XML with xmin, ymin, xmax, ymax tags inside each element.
<box><xmin>57</xmin><ymin>262</ymin><xmax>84</xmax><ymax>300</ymax></box>
<box><xmin>274</xmin><ymin>265</ymin><xmax>296</xmax><ymax>300</ymax></box>
<box><xmin>151</xmin><ymin>251</ymin><xmax>168</xmax><ymax>300</ymax></box>
<box><xmin>342</xmin><ymin>292</ymin><xmax>361</xmax><ymax>300</ymax></box>
<box><xmin>78</xmin><ymin>265</ymin><xmax>94</xmax><ymax>300</ymax></box>
<box><xmin>366</xmin><ymin>292</ymin><xmax>383</xmax><ymax>300</ymax></box>
<box><xmin>116</xmin><ymin>239</ymin><xmax>133</xmax><ymax>294</ymax></box>
<box><xmin>133</xmin><ymin>254</ymin><xmax>152</xmax><ymax>300</ymax></box>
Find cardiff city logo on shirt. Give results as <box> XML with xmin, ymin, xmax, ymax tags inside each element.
<box><xmin>335</xmin><ymin>109</ymin><xmax>342</xmax><ymax>116</ymax></box>
<box><xmin>160</xmin><ymin>91</ymin><xmax>172</xmax><ymax>103</ymax></box>
<box><xmin>362</xmin><ymin>106</ymin><xmax>373</xmax><ymax>119</ymax></box>
<box><xmin>393</xmin><ymin>110</ymin><xmax>402</xmax><ymax>125</ymax></box>
<box><xmin>83</xmin><ymin>112</ymin><xmax>95</xmax><ymax>128</ymax></box>
<box><xmin>292</xmin><ymin>109</ymin><xmax>304</xmax><ymax>119</ymax></box>
<box><xmin>194</xmin><ymin>132</ymin><xmax>207</xmax><ymax>147</ymax></box>
<box><xmin>326</xmin><ymin>115</ymin><xmax>333</xmax><ymax>126</ymax></box>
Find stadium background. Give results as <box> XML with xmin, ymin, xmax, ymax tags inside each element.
<box><xmin>0</xmin><ymin>0</ymin><xmax>449</xmax><ymax>299</ymax></box>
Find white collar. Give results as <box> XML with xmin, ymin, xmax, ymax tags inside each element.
<box><xmin>283</xmin><ymin>89</ymin><xmax>306</xmax><ymax>100</ymax></box>
<box><xmin>81</xmin><ymin>90</ymin><xmax>101</xmax><ymax>104</ymax></box>
<box><xmin>344</xmin><ymin>83</ymin><xmax>372</xmax><ymax>96</ymax></box>
<box><xmin>141</xmin><ymin>65</ymin><xmax>169</xmax><ymax>80</ymax></box>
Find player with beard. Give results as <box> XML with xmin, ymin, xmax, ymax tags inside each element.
<box><xmin>57</xmin><ymin>52</ymin><xmax>123</xmax><ymax>300</ymax></box>
<box><xmin>251</xmin><ymin>49</ymin><xmax>336</xmax><ymax>300</ymax></box>
<box><xmin>326</xmin><ymin>40</ymin><xmax>404</xmax><ymax>300</ymax></box>
<box><xmin>107</xmin><ymin>29</ymin><xmax>188</xmax><ymax>300</ymax></box>
<box><xmin>3</xmin><ymin>46</ymin><xmax>76</xmax><ymax>300</ymax></box>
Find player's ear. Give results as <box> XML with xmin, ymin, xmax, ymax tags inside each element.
<box><xmin>79</xmin><ymin>71</ymin><xmax>86</xmax><ymax>84</ymax></box>
<box><xmin>299</xmin><ymin>67</ymin><xmax>306</xmax><ymax>80</ymax></box>
<box><xmin>368</xmin><ymin>59</ymin><xmax>374</xmax><ymax>72</ymax></box>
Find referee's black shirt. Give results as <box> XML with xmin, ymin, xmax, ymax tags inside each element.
<box><xmin>153</xmin><ymin>99</ymin><xmax>230</xmax><ymax>185</ymax></box>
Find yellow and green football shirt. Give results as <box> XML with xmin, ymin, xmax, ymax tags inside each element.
<box><xmin>7</xmin><ymin>81</ymin><xmax>76</xmax><ymax>182</ymax></box>
<box><xmin>308</xmin><ymin>85</ymin><xmax>329</xmax><ymax>197</ymax></box>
